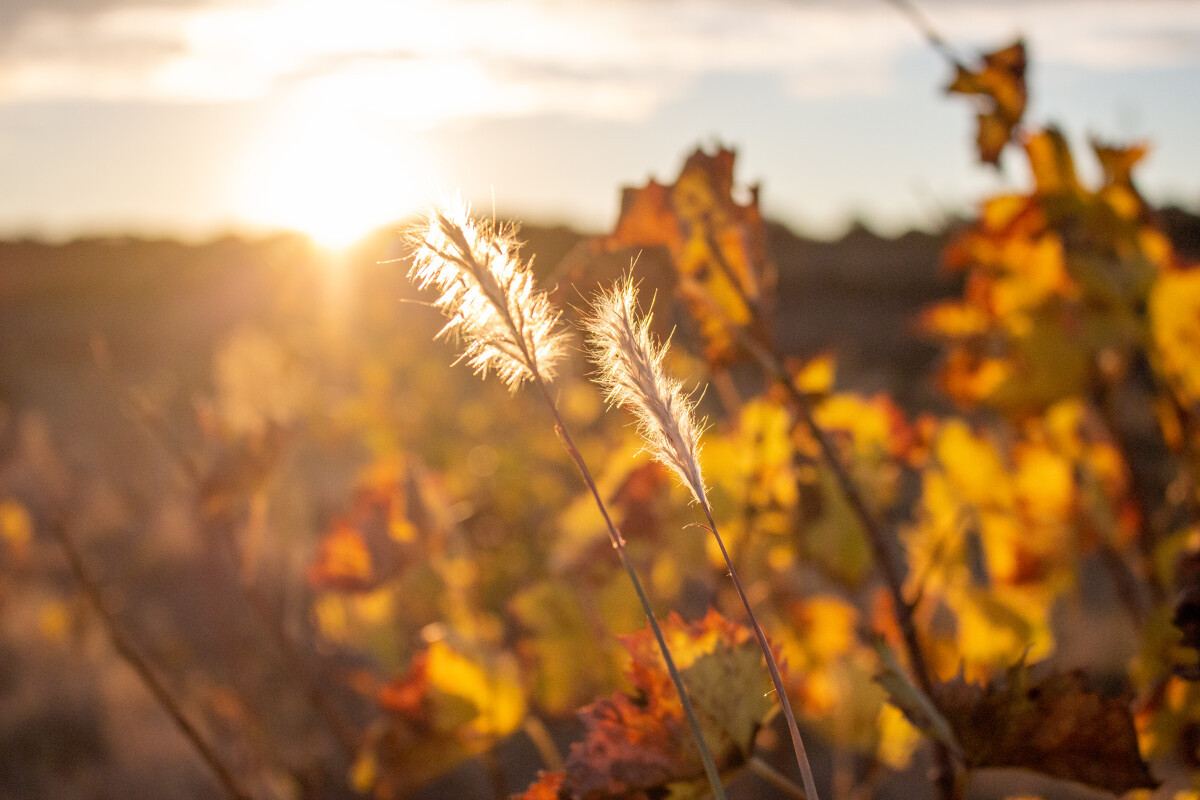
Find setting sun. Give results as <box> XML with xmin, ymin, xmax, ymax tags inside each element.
<box><xmin>231</xmin><ymin>100</ymin><xmax>426</xmax><ymax>249</ymax></box>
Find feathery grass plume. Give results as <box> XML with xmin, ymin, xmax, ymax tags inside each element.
<box><xmin>585</xmin><ymin>275</ymin><xmax>822</xmax><ymax>800</ymax></box>
<box><xmin>407</xmin><ymin>207</ymin><xmax>730</xmax><ymax>800</ymax></box>
<box><xmin>584</xmin><ymin>277</ymin><xmax>707</xmax><ymax>505</ymax></box>
<box><xmin>409</xmin><ymin>199</ymin><xmax>569</xmax><ymax>390</ymax></box>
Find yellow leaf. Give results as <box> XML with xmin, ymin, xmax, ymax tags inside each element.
<box><xmin>1014</xmin><ymin>443</ymin><xmax>1075</xmax><ymax>525</ymax></box>
<box><xmin>876</xmin><ymin>702</ymin><xmax>922</xmax><ymax>769</ymax></box>
<box><xmin>1025</xmin><ymin>128</ymin><xmax>1082</xmax><ymax>197</ymax></box>
<box><xmin>350</xmin><ymin>751</ymin><xmax>377</xmax><ymax>793</ymax></box>
<box><xmin>0</xmin><ymin>499</ymin><xmax>33</xmax><ymax>557</ymax></box>
<box><xmin>1151</xmin><ymin>268</ymin><xmax>1200</xmax><ymax>405</ymax></box>
<box><xmin>793</xmin><ymin>353</ymin><xmax>836</xmax><ymax>394</ymax></box>
<box><xmin>921</xmin><ymin>302</ymin><xmax>989</xmax><ymax>338</ymax></box>
<box><xmin>794</xmin><ymin>596</ymin><xmax>859</xmax><ymax>661</ymax></box>
<box><xmin>427</xmin><ymin>641</ymin><xmax>526</xmax><ymax>737</ymax></box>
<box><xmin>934</xmin><ymin>421</ymin><xmax>1010</xmax><ymax>508</ymax></box>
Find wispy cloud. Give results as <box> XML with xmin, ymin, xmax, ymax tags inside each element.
<box><xmin>1</xmin><ymin>0</ymin><xmax>1198</xmax><ymax>119</ymax></box>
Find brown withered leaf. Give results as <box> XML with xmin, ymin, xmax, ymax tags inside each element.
<box><xmin>593</xmin><ymin>146</ymin><xmax>776</xmax><ymax>366</ymax></box>
<box><xmin>563</xmin><ymin>685</ymin><xmax>690</xmax><ymax>797</ymax></box>
<box><xmin>931</xmin><ymin>663</ymin><xmax>1156</xmax><ymax>793</ymax></box>
<box><xmin>556</xmin><ymin>610</ymin><xmax>770</xmax><ymax>800</ymax></box>
<box><xmin>946</xmin><ymin>40</ymin><xmax>1027</xmax><ymax>166</ymax></box>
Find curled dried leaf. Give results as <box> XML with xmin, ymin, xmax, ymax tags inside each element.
<box><xmin>932</xmin><ymin>663</ymin><xmax>1156</xmax><ymax>794</ymax></box>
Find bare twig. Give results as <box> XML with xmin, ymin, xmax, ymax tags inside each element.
<box><xmin>878</xmin><ymin>0</ymin><xmax>967</xmax><ymax>69</ymax></box>
<box><xmin>46</xmin><ymin>516</ymin><xmax>252</xmax><ymax>800</ymax></box>
<box><xmin>540</xmin><ymin>388</ymin><xmax>729</xmax><ymax>800</ymax></box>
<box><xmin>748</xmin><ymin>755</ymin><xmax>807</xmax><ymax>799</ymax></box>
<box><xmin>701</xmin><ymin>506</ymin><xmax>821</xmax><ymax>800</ymax></box>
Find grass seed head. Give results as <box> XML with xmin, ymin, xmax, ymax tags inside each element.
<box><xmin>408</xmin><ymin>199</ymin><xmax>569</xmax><ymax>390</ymax></box>
<box><xmin>585</xmin><ymin>276</ymin><xmax>708</xmax><ymax>506</ymax></box>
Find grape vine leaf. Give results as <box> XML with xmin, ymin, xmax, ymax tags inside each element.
<box><xmin>308</xmin><ymin>520</ymin><xmax>377</xmax><ymax>592</ymax></box>
<box><xmin>592</xmin><ymin>146</ymin><xmax>776</xmax><ymax>366</ymax></box>
<box><xmin>519</xmin><ymin>771</ymin><xmax>567</xmax><ymax>800</ymax></box>
<box><xmin>1151</xmin><ymin>267</ymin><xmax>1200</xmax><ymax>407</ymax></box>
<box><xmin>517</xmin><ymin>610</ymin><xmax>774</xmax><ymax>800</ymax></box>
<box><xmin>945</xmin><ymin>40</ymin><xmax>1027</xmax><ymax>166</ymax></box>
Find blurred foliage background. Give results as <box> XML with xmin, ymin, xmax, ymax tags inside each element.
<box><xmin>3</xmin><ymin>39</ymin><xmax>1200</xmax><ymax>800</ymax></box>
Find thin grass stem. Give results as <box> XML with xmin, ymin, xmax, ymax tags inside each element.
<box><xmin>583</xmin><ymin>277</ymin><xmax>817</xmax><ymax>799</ymax></box>
<box><xmin>698</xmin><ymin>501</ymin><xmax>820</xmax><ymax>800</ymax></box>
<box><xmin>748</xmin><ymin>755</ymin><xmax>808</xmax><ymax>799</ymax></box>
<box><xmin>533</xmin><ymin>379</ymin><xmax>728</xmax><ymax>800</ymax></box>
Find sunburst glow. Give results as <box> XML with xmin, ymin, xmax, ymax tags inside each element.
<box><xmin>231</xmin><ymin>98</ymin><xmax>427</xmax><ymax>250</ymax></box>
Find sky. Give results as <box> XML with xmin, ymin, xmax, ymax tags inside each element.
<box><xmin>0</xmin><ymin>0</ymin><xmax>1198</xmax><ymax>247</ymax></box>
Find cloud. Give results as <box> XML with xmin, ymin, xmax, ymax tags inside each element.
<box><xmin>0</xmin><ymin>0</ymin><xmax>1197</xmax><ymax>119</ymax></box>
<box><xmin>0</xmin><ymin>0</ymin><xmax>220</xmax><ymax>36</ymax></box>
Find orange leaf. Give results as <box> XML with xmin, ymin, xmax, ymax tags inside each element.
<box><xmin>946</xmin><ymin>40</ymin><xmax>1027</xmax><ymax>166</ymax></box>
<box><xmin>307</xmin><ymin>521</ymin><xmax>376</xmax><ymax>593</ymax></box>
<box><xmin>378</xmin><ymin>651</ymin><xmax>431</xmax><ymax>722</ymax></box>
<box><xmin>558</xmin><ymin>610</ymin><xmax>767</xmax><ymax>799</ymax></box>
<box><xmin>594</xmin><ymin>146</ymin><xmax>776</xmax><ymax>365</ymax></box>
<box><xmin>515</xmin><ymin>771</ymin><xmax>567</xmax><ymax>800</ymax></box>
<box><xmin>307</xmin><ymin>464</ymin><xmax>426</xmax><ymax>592</ymax></box>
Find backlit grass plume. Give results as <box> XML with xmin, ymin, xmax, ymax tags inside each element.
<box><xmin>407</xmin><ymin>206</ymin><xmax>730</xmax><ymax>800</ymax></box>
<box><xmin>584</xmin><ymin>277</ymin><xmax>707</xmax><ymax>505</ymax></box>
<box><xmin>586</xmin><ymin>275</ymin><xmax>822</xmax><ymax>800</ymax></box>
<box><xmin>409</xmin><ymin>200</ymin><xmax>569</xmax><ymax>389</ymax></box>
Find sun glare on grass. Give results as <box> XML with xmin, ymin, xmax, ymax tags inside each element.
<box><xmin>232</xmin><ymin>100</ymin><xmax>427</xmax><ymax>251</ymax></box>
